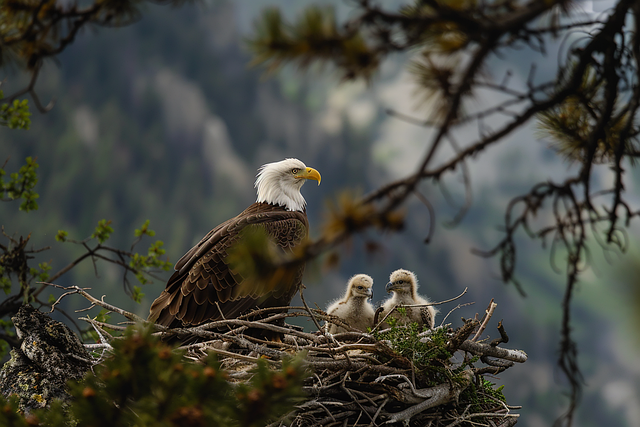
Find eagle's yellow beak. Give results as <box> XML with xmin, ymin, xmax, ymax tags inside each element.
<box><xmin>298</xmin><ymin>167</ymin><xmax>321</xmax><ymax>185</ymax></box>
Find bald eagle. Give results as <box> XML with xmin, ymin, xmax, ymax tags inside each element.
<box><xmin>325</xmin><ymin>274</ymin><xmax>375</xmax><ymax>334</ymax></box>
<box><xmin>378</xmin><ymin>269</ymin><xmax>437</xmax><ymax>329</ymax></box>
<box><xmin>148</xmin><ymin>158</ymin><xmax>321</xmax><ymax>335</ymax></box>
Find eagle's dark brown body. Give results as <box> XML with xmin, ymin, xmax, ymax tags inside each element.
<box><xmin>148</xmin><ymin>202</ymin><xmax>308</xmax><ymax>330</ymax></box>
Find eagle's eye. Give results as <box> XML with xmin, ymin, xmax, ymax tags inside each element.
<box><xmin>397</xmin><ymin>280</ymin><xmax>403</xmax><ymax>284</ymax></box>
<box><xmin>357</xmin><ymin>286</ymin><xmax>364</xmax><ymax>290</ymax></box>
<box><xmin>291</xmin><ymin>168</ymin><xmax>299</xmax><ymax>174</ymax></box>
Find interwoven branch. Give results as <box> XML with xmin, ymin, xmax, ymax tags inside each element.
<box><xmin>59</xmin><ymin>286</ymin><xmax>526</xmax><ymax>427</ymax></box>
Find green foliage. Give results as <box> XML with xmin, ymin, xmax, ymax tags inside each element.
<box><xmin>248</xmin><ymin>1</ymin><xmax>473</xmax><ymax>90</ymax></box>
<box><xmin>0</xmin><ymin>156</ymin><xmax>39</xmax><ymax>212</ymax></box>
<box><xmin>538</xmin><ymin>64</ymin><xmax>640</xmax><ymax>164</ymax></box>
<box><xmin>95</xmin><ymin>309</ymin><xmax>111</xmax><ymax>324</ymax></box>
<box><xmin>0</xmin><ymin>215</ymin><xmax>171</xmax><ymax>352</ymax></box>
<box><xmin>233</xmin><ymin>357</ymin><xmax>307</xmax><ymax>426</ymax></box>
<box><xmin>401</xmin><ymin>1</ymin><xmax>471</xmax><ymax>51</ymax></box>
<box><xmin>227</xmin><ymin>227</ymin><xmax>279</xmax><ymax>279</ymax></box>
<box><xmin>0</xmin><ymin>0</ymin><xmax>190</xmax><ymax>75</ymax></box>
<box><xmin>484</xmin><ymin>379</ymin><xmax>506</xmax><ymax>402</ymax></box>
<box><xmin>92</xmin><ymin>219</ymin><xmax>115</xmax><ymax>244</ymax></box>
<box><xmin>247</xmin><ymin>6</ymin><xmax>379</xmax><ymax>80</ymax></box>
<box><xmin>226</xmin><ymin>226</ymin><xmax>301</xmax><ymax>298</ymax></box>
<box><xmin>0</xmin><ymin>318</ymin><xmax>14</xmax><ymax>357</ymax></box>
<box><xmin>0</xmin><ymin>233</ymin><xmax>44</xmax><ymax>299</ymax></box>
<box><xmin>376</xmin><ymin>323</ymin><xmax>452</xmax><ymax>375</ymax></box>
<box><xmin>50</xmin><ymin>220</ymin><xmax>172</xmax><ymax>296</ymax></box>
<box><xmin>0</xmin><ymin>92</ymin><xmax>31</xmax><ymax>130</ymax></box>
<box><xmin>55</xmin><ymin>230</ymin><xmax>68</xmax><ymax>242</ymax></box>
<box><xmin>408</xmin><ymin>52</ymin><xmax>463</xmax><ymax>119</ymax></box>
<box><xmin>0</xmin><ymin>274</ymin><xmax>10</xmax><ymax>295</ymax></box>
<box><xmin>0</xmin><ymin>394</ymin><xmax>32</xmax><ymax>427</ymax></box>
<box><xmin>134</xmin><ymin>220</ymin><xmax>155</xmax><ymax>238</ymax></box>
<box><xmin>0</xmin><ymin>327</ymin><xmax>306</xmax><ymax>427</ymax></box>
<box><xmin>129</xmin><ymin>239</ymin><xmax>172</xmax><ymax>286</ymax></box>
<box><xmin>29</xmin><ymin>262</ymin><xmax>51</xmax><ymax>282</ymax></box>
<box><xmin>461</xmin><ymin>377</ymin><xmax>507</xmax><ymax>414</ymax></box>
<box><xmin>131</xmin><ymin>286</ymin><xmax>145</xmax><ymax>303</ymax></box>
<box><xmin>54</xmin><ymin>220</ymin><xmax>172</xmax><ymax>288</ymax></box>
<box><xmin>321</xmin><ymin>191</ymin><xmax>404</xmax><ymax>244</ymax></box>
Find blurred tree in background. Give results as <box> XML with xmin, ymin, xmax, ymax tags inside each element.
<box><xmin>247</xmin><ymin>1</ymin><xmax>640</xmax><ymax>426</ymax></box>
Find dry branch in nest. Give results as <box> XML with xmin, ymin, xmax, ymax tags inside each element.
<box><xmin>52</xmin><ymin>284</ymin><xmax>527</xmax><ymax>426</ymax></box>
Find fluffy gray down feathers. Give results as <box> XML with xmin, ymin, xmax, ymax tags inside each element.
<box><xmin>378</xmin><ymin>269</ymin><xmax>437</xmax><ymax>329</ymax></box>
<box><xmin>325</xmin><ymin>274</ymin><xmax>375</xmax><ymax>334</ymax></box>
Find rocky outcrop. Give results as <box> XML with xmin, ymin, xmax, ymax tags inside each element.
<box><xmin>0</xmin><ymin>304</ymin><xmax>91</xmax><ymax>413</ymax></box>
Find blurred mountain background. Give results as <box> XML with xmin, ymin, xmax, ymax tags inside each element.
<box><xmin>1</xmin><ymin>0</ymin><xmax>640</xmax><ymax>426</ymax></box>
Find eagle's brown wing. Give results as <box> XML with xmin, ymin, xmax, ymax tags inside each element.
<box><xmin>148</xmin><ymin>203</ymin><xmax>308</xmax><ymax>328</ymax></box>
<box><xmin>419</xmin><ymin>307</ymin><xmax>434</xmax><ymax>329</ymax></box>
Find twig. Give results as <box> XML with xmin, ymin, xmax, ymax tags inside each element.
<box><xmin>300</xmin><ymin>284</ymin><xmax>323</xmax><ymax>333</ymax></box>
<box><xmin>368</xmin><ymin>397</ymin><xmax>389</xmax><ymax>427</ymax></box>
<box><xmin>439</xmin><ymin>302</ymin><xmax>475</xmax><ymax>326</ymax></box>
<box><xmin>160</xmin><ymin>317</ymin><xmax>321</xmax><ymax>344</ymax></box>
<box><xmin>490</xmin><ymin>320</ymin><xmax>509</xmax><ymax>346</ymax></box>
<box><xmin>395</xmin><ymin>288</ymin><xmax>469</xmax><ymax>309</ymax></box>
<box><xmin>40</xmin><ymin>282</ymin><xmax>146</xmax><ymax>322</ymax></box>
<box><xmin>178</xmin><ymin>342</ymin><xmax>281</xmax><ymax>365</ymax></box>
<box><xmin>472</xmin><ymin>300</ymin><xmax>497</xmax><ymax>341</ymax></box>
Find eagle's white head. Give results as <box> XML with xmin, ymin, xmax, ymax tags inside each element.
<box><xmin>255</xmin><ymin>158</ymin><xmax>321</xmax><ymax>212</ymax></box>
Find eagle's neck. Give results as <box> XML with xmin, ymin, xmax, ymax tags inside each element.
<box><xmin>255</xmin><ymin>173</ymin><xmax>306</xmax><ymax>212</ymax></box>
<box><xmin>391</xmin><ymin>291</ymin><xmax>415</xmax><ymax>305</ymax></box>
<box><xmin>348</xmin><ymin>299</ymin><xmax>367</xmax><ymax>314</ymax></box>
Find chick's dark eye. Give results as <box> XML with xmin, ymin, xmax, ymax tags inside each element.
<box><xmin>357</xmin><ymin>286</ymin><xmax>363</xmax><ymax>290</ymax></box>
<box><xmin>397</xmin><ymin>280</ymin><xmax>403</xmax><ymax>284</ymax></box>
<box><xmin>291</xmin><ymin>168</ymin><xmax>299</xmax><ymax>174</ymax></box>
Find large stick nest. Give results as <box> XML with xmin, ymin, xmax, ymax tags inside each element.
<box><xmin>52</xmin><ymin>285</ymin><xmax>526</xmax><ymax>427</ymax></box>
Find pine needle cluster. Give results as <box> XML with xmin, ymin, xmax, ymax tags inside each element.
<box><xmin>247</xmin><ymin>6</ymin><xmax>380</xmax><ymax>81</ymax></box>
<box><xmin>538</xmin><ymin>64</ymin><xmax>640</xmax><ymax>164</ymax></box>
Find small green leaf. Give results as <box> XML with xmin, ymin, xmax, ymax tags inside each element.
<box><xmin>94</xmin><ymin>309</ymin><xmax>111</xmax><ymax>324</ymax></box>
<box><xmin>132</xmin><ymin>286</ymin><xmax>145</xmax><ymax>303</ymax></box>
<box><xmin>134</xmin><ymin>219</ymin><xmax>156</xmax><ymax>237</ymax></box>
<box><xmin>1</xmin><ymin>157</ymin><xmax>39</xmax><ymax>212</ymax></box>
<box><xmin>37</xmin><ymin>261</ymin><xmax>51</xmax><ymax>281</ymax></box>
<box><xmin>92</xmin><ymin>219</ymin><xmax>114</xmax><ymax>243</ymax></box>
<box><xmin>55</xmin><ymin>230</ymin><xmax>68</xmax><ymax>242</ymax></box>
<box><xmin>0</xmin><ymin>277</ymin><xmax>11</xmax><ymax>294</ymax></box>
<box><xmin>0</xmin><ymin>96</ymin><xmax>31</xmax><ymax>130</ymax></box>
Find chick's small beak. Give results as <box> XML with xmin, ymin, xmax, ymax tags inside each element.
<box><xmin>300</xmin><ymin>167</ymin><xmax>321</xmax><ymax>185</ymax></box>
<box><xmin>367</xmin><ymin>288</ymin><xmax>373</xmax><ymax>299</ymax></box>
<box><xmin>385</xmin><ymin>282</ymin><xmax>393</xmax><ymax>293</ymax></box>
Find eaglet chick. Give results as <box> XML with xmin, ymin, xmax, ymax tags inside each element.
<box><xmin>325</xmin><ymin>274</ymin><xmax>375</xmax><ymax>334</ymax></box>
<box><xmin>378</xmin><ymin>269</ymin><xmax>437</xmax><ymax>329</ymax></box>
